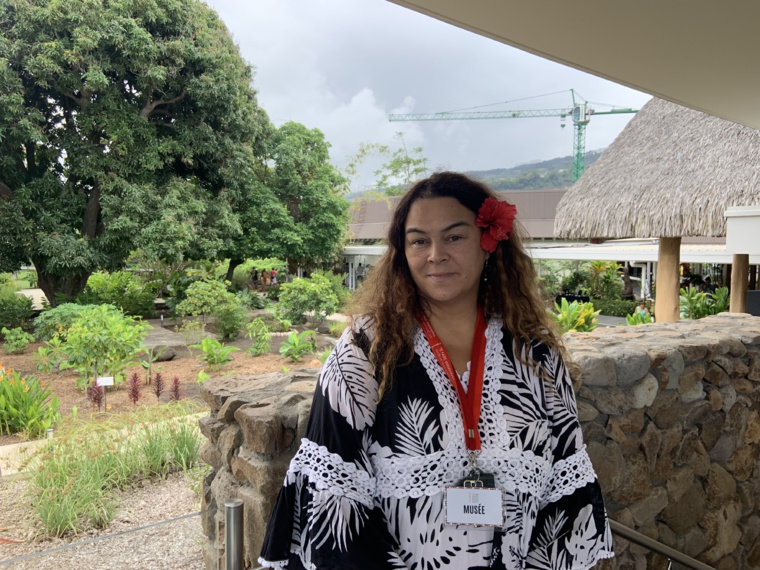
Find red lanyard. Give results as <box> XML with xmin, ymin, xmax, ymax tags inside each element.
<box><xmin>418</xmin><ymin>310</ymin><xmax>487</xmax><ymax>452</ymax></box>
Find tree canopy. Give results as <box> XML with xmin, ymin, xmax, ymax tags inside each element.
<box><xmin>0</xmin><ymin>0</ymin><xmax>348</xmax><ymax>304</ymax></box>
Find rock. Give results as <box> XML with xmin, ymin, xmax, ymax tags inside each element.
<box><xmin>701</xmin><ymin>501</ymin><xmax>742</xmax><ymax>564</ymax></box>
<box><xmin>666</xmin><ymin>467</ymin><xmax>695</xmax><ymax>503</ymax></box>
<box><xmin>648</xmin><ymin>346</ymin><xmax>685</xmax><ymax>390</ymax></box>
<box><xmin>230</xmin><ymin>448</ymin><xmax>291</xmax><ymax>500</ymax></box>
<box><xmin>628</xmin><ymin>487</ymin><xmax>668</xmax><ymax>526</ymax></box>
<box><xmin>699</xmin><ymin>411</ymin><xmax>726</xmax><ymax>451</ymax></box>
<box><xmin>680</xmin><ymin>380</ymin><xmax>705</xmax><ymax>404</ymax></box>
<box><xmin>235</xmin><ymin>404</ymin><xmax>285</xmax><ymax>456</ymax></box>
<box><xmin>661</xmin><ymin>481</ymin><xmax>705</xmax><ymax>534</ymax></box>
<box><xmin>724</xmin><ymin>399</ymin><xmax>747</xmax><ymax>432</ymax></box>
<box><xmin>748</xmin><ymin>353</ymin><xmax>760</xmax><ymax>381</ymax></box>
<box><xmin>199</xmin><ymin>415</ymin><xmax>228</xmax><ymax>444</ymax></box>
<box><xmin>630</xmin><ymin>374</ymin><xmax>659</xmax><ymax>408</ymax></box>
<box><xmin>610</xmin><ymin>450</ymin><xmax>650</xmax><ymax>504</ymax></box>
<box><xmin>154</xmin><ymin>346</ymin><xmax>178</xmax><ymax>361</ymax></box>
<box><xmin>640</xmin><ymin>422</ymin><xmax>662</xmax><ymax>472</ymax></box>
<box><xmin>608</xmin><ymin>408</ymin><xmax>645</xmax><ymax>434</ymax></box>
<box><xmin>704</xmin><ymin>362</ymin><xmax>730</xmax><ymax>387</ymax></box>
<box><xmin>706</xmin><ymin>463</ymin><xmax>737</xmax><ymax>509</ymax></box>
<box><xmin>682</xmin><ymin>526</ymin><xmax>708</xmax><ymax>558</ymax></box>
<box><xmin>689</xmin><ymin>442</ymin><xmax>712</xmax><ymax>477</ymax></box>
<box><xmin>733</xmin><ymin>378</ymin><xmax>755</xmax><ymax>394</ymax></box>
<box><xmin>683</xmin><ymin>400</ymin><xmax>712</xmax><ymax>429</ymax></box>
<box><xmin>648</xmin><ymin>390</ymin><xmax>682</xmax><ymax>429</ymax></box>
<box><xmin>678</xmin><ymin>361</ymin><xmax>706</xmax><ymax>391</ymax></box>
<box><xmin>726</xmin><ymin>445</ymin><xmax>760</xmax><ymax>481</ymax></box>
<box><xmin>587</xmin><ymin>440</ymin><xmax>625</xmax><ymax>493</ymax></box>
<box><xmin>737</xmin><ymin>482</ymin><xmax>756</xmax><ymax>515</ymax></box>
<box><xmin>201</xmin><ymin>441</ymin><xmax>222</xmax><ymax>471</ymax></box>
<box><xmin>714</xmin><ymin>354</ymin><xmax>749</xmax><ymax>378</ymax></box>
<box><xmin>706</xmin><ymin>387</ymin><xmax>724</xmax><ymax>411</ymax></box>
<box><xmin>594</xmin><ymin>386</ymin><xmax>631</xmax><ymax>415</ymax></box>
<box><xmin>718</xmin><ymin>385</ymin><xmax>738</xmax><ymax>413</ymax></box>
<box><xmin>573</xmin><ymin>351</ymin><xmax>617</xmax><ymax>387</ymax></box>
<box><xmin>674</xmin><ymin>429</ymin><xmax>699</xmax><ymax>465</ymax></box>
<box><xmin>677</xmin><ymin>340</ymin><xmax>709</xmax><ymax>362</ymax></box>
<box><xmin>218</xmin><ymin>424</ymin><xmax>243</xmax><ymax>464</ymax></box>
<box><xmin>576</xmin><ymin>400</ymin><xmax>598</xmax><ymax>422</ymax></box>
<box><xmin>709</xmin><ymin>432</ymin><xmax>739</xmax><ymax>465</ymax></box>
<box><xmin>744</xmin><ymin>411</ymin><xmax>760</xmax><ymax>445</ymax></box>
<box><xmin>602</xmin><ymin>345</ymin><xmax>651</xmax><ymax>386</ymax></box>
<box><xmin>218</xmin><ymin>395</ymin><xmax>253</xmax><ymax>423</ymax></box>
<box><xmin>582</xmin><ymin>421</ymin><xmax>607</xmax><ymax>444</ymax></box>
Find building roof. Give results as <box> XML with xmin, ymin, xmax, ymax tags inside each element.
<box><xmin>554</xmin><ymin>98</ymin><xmax>760</xmax><ymax>240</ymax></box>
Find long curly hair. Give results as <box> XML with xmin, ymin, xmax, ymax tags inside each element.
<box><xmin>350</xmin><ymin>171</ymin><xmax>561</xmax><ymax>399</ymax></box>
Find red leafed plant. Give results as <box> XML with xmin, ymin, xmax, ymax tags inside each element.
<box><xmin>168</xmin><ymin>376</ymin><xmax>182</xmax><ymax>401</ymax></box>
<box><xmin>86</xmin><ymin>383</ymin><xmax>105</xmax><ymax>411</ymax></box>
<box><xmin>153</xmin><ymin>371</ymin><xmax>165</xmax><ymax>401</ymax></box>
<box><xmin>127</xmin><ymin>372</ymin><xmax>142</xmax><ymax>406</ymax></box>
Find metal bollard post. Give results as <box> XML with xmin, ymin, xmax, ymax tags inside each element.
<box><xmin>225</xmin><ymin>499</ymin><xmax>244</xmax><ymax>570</ymax></box>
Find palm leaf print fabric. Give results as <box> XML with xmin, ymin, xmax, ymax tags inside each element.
<box><xmin>259</xmin><ymin>318</ymin><xmax>613</xmax><ymax>570</ymax></box>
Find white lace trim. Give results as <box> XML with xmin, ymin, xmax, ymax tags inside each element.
<box><xmin>257</xmin><ymin>557</ymin><xmax>289</xmax><ymax>569</ymax></box>
<box><xmin>540</xmin><ymin>446</ymin><xmax>597</xmax><ymax>508</ymax></box>
<box><xmin>286</xmin><ymin>438</ymin><xmax>375</xmax><ymax>507</ymax></box>
<box><xmin>373</xmin><ymin>446</ymin><xmax>552</xmax><ymax>499</ymax></box>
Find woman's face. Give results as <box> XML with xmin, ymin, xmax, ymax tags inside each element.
<box><xmin>404</xmin><ymin>197</ymin><xmax>488</xmax><ymax>310</ymax></box>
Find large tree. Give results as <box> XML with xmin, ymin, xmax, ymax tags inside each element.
<box><xmin>0</xmin><ymin>0</ymin><xmax>271</xmax><ymax>304</ymax></box>
<box><xmin>263</xmin><ymin>122</ymin><xmax>349</xmax><ymax>270</ymax></box>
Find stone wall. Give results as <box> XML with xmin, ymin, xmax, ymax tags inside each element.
<box><xmin>199</xmin><ymin>314</ymin><xmax>760</xmax><ymax>570</ymax></box>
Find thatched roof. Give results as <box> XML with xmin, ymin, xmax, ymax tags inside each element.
<box><xmin>555</xmin><ymin>98</ymin><xmax>760</xmax><ymax>239</ymax></box>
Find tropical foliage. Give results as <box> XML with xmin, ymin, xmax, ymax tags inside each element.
<box><xmin>550</xmin><ymin>298</ymin><xmax>600</xmax><ymax>333</ymax></box>
<box><xmin>679</xmin><ymin>286</ymin><xmax>729</xmax><ymax>319</ymax></box>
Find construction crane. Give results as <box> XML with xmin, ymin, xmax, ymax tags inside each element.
<box><xmin>389</xmin><ymin>90</ymin><xmax>638</xmax><ymax>182</ymax></box>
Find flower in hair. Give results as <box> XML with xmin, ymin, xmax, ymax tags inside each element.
<box><xmin>475</xmin><ymin>197</ymin><xmax>517</xmax><ymax>253</ymax></box>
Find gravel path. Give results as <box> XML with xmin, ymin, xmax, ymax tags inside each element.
<box><xmin>0</xmin><ymin>472</ymin><xmax>206</xmax><ymax>569</ymax></box>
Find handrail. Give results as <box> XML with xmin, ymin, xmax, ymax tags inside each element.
<box><xmin>610</xmin><ymin>520</ymin><xmax>715</xmax><ymax>570</ymax></box>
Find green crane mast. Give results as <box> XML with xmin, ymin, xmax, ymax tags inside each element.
<box><xmin>389</xmin><ymin>90</ymin><xmax>638</xmax><ymax>182</ymax></box>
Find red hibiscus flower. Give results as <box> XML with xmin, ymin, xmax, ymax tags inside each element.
<box><xmin>475</xmin><ymin>197</ymin><xmax>517</xmax><ymax>253</ymax></box>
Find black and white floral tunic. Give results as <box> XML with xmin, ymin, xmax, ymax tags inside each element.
<box><xmin>259</xmin><ymin>316</ymin><xmax>613</xmax><ymax>570</ymax></box>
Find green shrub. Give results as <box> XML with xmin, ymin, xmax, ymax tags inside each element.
<box><xmin>265</xmin><ymin>284</ymin><xmax>281</xmax><ymax>301</ymax></box>
<box><xmin>62</xmin><ymin>305</ymin><xmax>150</xmax><ymax>390</ymax></box>
<box><xmin>176</xmin><ymin>279</ymin><xmax>235</xmax><ymax>319</ymax></box>
<box><xmin>560</xmin><ymin>270</ymin><xmax>588</xmax><ymax>294</ymax></box>
<box><xmin>235</xmin><ymin>290</ymin><xmax>268</xmax><ymax>310</ymax></box>
<box><xmin>34</xmin><ymin>303</ymin><xmax>105</xmax><ymax>342</ymax></box>
<box><xmin>550</xmin><ymin>298</ymin><xmax>600</xmax><ymax>333</ymax></box>
<box><xmin>277</xmin><ymin>275</ymin><xmax>339</xmax><ymax>325</ymax></box>
<box><xmin>0</xmin><ymin>366</ymin><xmax>60</xmax><ymax>438</ymax></box>
<box><xmin>212</xmin><ymin>299</ymin><xmax>249</xmax><ymax>340</ymax></box>
<box><xmin>191</xmin><ymin>337</ymin><xmax>239</xmax><ymax>369</ymax></box>
<box><xmin>35</xmin><ymin>336</ymin><xmax>67</xmax><ymax>374</ymax></box>
<box><xmin>279</xmin><ymin>330</ymin><xmax>318</xmax><ymax>362</ymax></box>
<box><xmin>1</xmin><ymin>326</ymin><xmax>35</xmax><ymax>354</ymax></box>
<box><xmin>245</xmin><ymin>318</ymin><xmax>271</xmax><ymax>357</ymax></box>
<box><xmin>327</xmin><ymin>320</ymin><xmax>348</xmax><ymax>337</ymax></box>
<box><xmin>680</xmin><ymin>286</ymin><xmax>729</xmax><ymax>319</ymax></box>
<box><xmin>312</xmin><ymin>270</ymin><xmax>350</xmax><ymax>308</ymax></box>
<box><xmin>0</xmin><ymin>289</ymin><xmax>34</xmax><ymax>330</ymax></box>
<box><xmin>77</xmin><ymin>271</ymin><xmax>158</xmax><ymax>317</ymax></box>
<box><xmin>228</xmin><ymin>258</ymin><xmax>287</xmax><ymax>291</ymax></box>
<box><xmin>626</xmin><ymin>312</ymin><xmax>654</xmax><ymax>325</ymax></box>
<box><xmin>593</xmin><ymin>299</ymin><xmax>639</xmax><ymax>317</ymax></box>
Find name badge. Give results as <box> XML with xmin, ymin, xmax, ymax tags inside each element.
<box><xmin>445</xmin><ymin>486</ymin><xmax>504</xmax><ymax>527</ymax></box>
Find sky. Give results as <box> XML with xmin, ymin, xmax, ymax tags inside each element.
<box><xmin>204</xmin><ymin>0</ymin><xmax>653</xmax><ymax>192</ymax></box>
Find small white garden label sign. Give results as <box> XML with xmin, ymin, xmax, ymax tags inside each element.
<box><xmin>96</xmin><ymin>376</ymin><xmax>114</xmax><ymax>387</ymax></box>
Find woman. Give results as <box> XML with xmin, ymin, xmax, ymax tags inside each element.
<box><xmin>259</xmin><ymin>172</ymin><xmax>613</xmax><ymax>570</ymax></box>
<box><xmin>636</xmin><ymin>300</ymin><xmax>650</xmax><ymax>318</ymax></box>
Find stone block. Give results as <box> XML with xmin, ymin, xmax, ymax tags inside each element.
<box><xmin>218</xmin><ymin>424</ymin><xmax>243</xmax><ymax>465</ymax></box>
<box><xmin>218</xmin><ymin>394</ymin><xmax>252</xmax><ymax>423</ymax></box>
<box><xmin>676</xmin><ymin>340</ymin><xmax>709</xmax><ymax>362</ymax></box>
<box><xmin>608</xmin><ymin>408</ymin><xmax>645</xmax><ymax>434</ymax></box>
<box><xmin>709</xmin><ymin>431</ymin><xmax>739</xmax><ymax>465</ymax></box>
<box><xmin>683</xmin><ymin>400</ymin><xmax>712</xmax><ymax>429</ymax></box>
<box><xmin>680</xmin><ymin>380</ymin><xmax>705</xmax><ymax>404</ymax></box>
<box><xmin>709</xmin><ymin>333</ymin><xmax>748</xmax><ymax>358</ymax></box>
<box><xmin>661</xmin><ymin>481</ymin><xmax>705</xmax><ymax>534</ymax></box>
<box><xmin>679</xmin><ymin>363</ymin><xmax>704</xmax><ymax>394</ymax></box>
<box><xmin>699</xmin><ymin>412</ymin><xmax>726</xmax><ymax>451</ymax></box>
<box><xmin>714</xmin><ymin>354</ymin><xmax>749</xmax><ymax>378</ymax></box>
<box><xmin>674</xmin><ymin>429</ymin><xmax>699</xmax><ymax>465</ymax></box>
<box><xmin>723</xmin><ymin>398</ymin><xmax>746</xmax><ymax>432</ymax></box>
<box><xmin>733</xmin><ymin>378</ymin><xmax>755</xmax><ymax>394</ymax></box>
<box><xmin>573</xmin><ymin>351</ymin><xmax>617</xmax><ymax>387</ymax></box>
<box><xmin>701</xmin><ymin>501</ymin><xmax>742</xmax><ymax>564</ymax></box>
<box><xmin>726</xmin><ymin>445</ymin><xmax>760</xmax><ymax>481</ymax></box>
<box><xmin>666</xmin><ymin>467</ymin><xmax>695</xmax><ymax>503</ymax></box>
<box><xmin>230</xmin><ymin>447</ymin><xmax>291</xmax><ymax>499</ymax></box>
<box><xmin>628</xmin><ymin>486</ymin><xmax>668</xmax><ymax>526</ymax></box>
<box><xmin>610</xmin><ymin>450</ymin><xmax>651</xmax><ymax>504</ymax></box>
<box><xmin>630</xmin><ymin>374</ymin><xmax>659</xmax><ymax>408</ymax></box>
<box><xmin>705</xmin><ymin>463</ymin><xmax>737</xmax><ymax>509</ymax></box>
<box><xmin>647</xmin><ymin>346</ymin><xmax>685</xmax><ymax>390</ymax></box>
<box><xmin>648</xmin><ymin>390</ymin><xmax>682</xmax><ymax>429</ymax></box>
<box><xmin>587</xmin><ymin>440</ymin><xmax>625</xmax><ymax>493</ymax></box>
<box><xmin>704</xmin><ymin>362</ymin><xmax>730</xmax><ymax>387</ymax></box>
<box><xmin>748</xmin><ymin>353</ymin><xmax>760</xmax><ymax>381</ymax></box>
<box><xmin>581</xmin><ymin>421</ymin><xmax>606</xmax><ymax>444</ymax></box>
<box><xmin>237</xmin><ymin>484</ymin><xmax>271</xmax><ymax>568</ymax></box>
<box><xmin>594</xmin><ymin>386</ymin><xmax>631</xmax><ymax>415</ymax></box>
<box><xmin>236</xmin><ymin>404</ymin><xmax>285</xmax><ymax>456</ymax></box>
<box><xmin>718</xmin><ymin>385</ymin><xmax>737</xmax><ymax>414</ymax></box>
<box><xmin>201</xmin><ymin>441</ymin><xmax>222</xmax><ymax>471</ymax></box>
<box><xmin>706</xmin><ymin>387</ymin><xmax>723</xmax><ymax>411</ymax></box>
<box><xmin>737</xmin><ymin>482</ymin><xmax>755</xmax><ymax>515</ymax></box>
<box><xmin>744</xmin><ymin>410</ymin><xmax>760</xmax><ymax>445</ymax></box>
<box><xmin>748</xmin><ymin>540</ymin><xmax>760</xmax><ymax>570</ymax></box>
<box><xmin>640</xmin><ymin>422</ymin><xmax>662</xmax><ymax>472</ymax></box>
<box><xmin>199</xmin><ymin>415</ymin><xmax>227</xmax><ymax>444</ymax></box>
<box><xmin>741</xmin><ymin>515</ymin><xmax>760</xmax><ymax>555</ymax></box>
<box><xmin>576</xmin><ymin>399</ymin><xmax>598</xmax><ymax>422</ymax></box>
<box><xmin>688</xmin><ymin>442</ymin><xmax>711</xmax><ymax>478</ymax></box>
<box><xmin>682</xmin><ymin>526</ymin><xmax>708</xmax><ymax>559</ymax></box>
<box><xmin>602</xmin><ymin>345</ymin><xmax>651</xmax><ymax>386</ymax></box>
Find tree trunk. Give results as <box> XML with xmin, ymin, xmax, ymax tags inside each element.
<box><xmin>654</xmin><ymin>237</ymin><xmax>681</xmax><ymax>323</ymax></box>
<box><xmin>36</xmin><ymin>268</ymin><xmax>91</xmax><ymax>307</ymax></box>
<box><xmin>226</xmin><ymin>257</ymin><xmax>242</xmax><ymax>284</ymax></box>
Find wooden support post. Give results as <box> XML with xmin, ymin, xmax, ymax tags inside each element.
<box><xmin>750</xmin><ymin>265</ymin><xmax>757</xmax><ymax>290</ymax></box>
<box><xmin>730</xmin><ymin>254</ymin><xmax>749</xmax><ymax>313</ymax></box>
<box><xmin>655</xmin><ymin>237</ymin><xmax>681</xmax><ymax>322</ymax></box>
